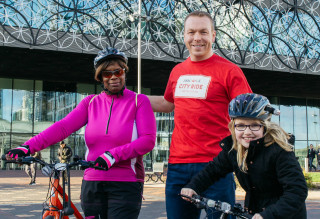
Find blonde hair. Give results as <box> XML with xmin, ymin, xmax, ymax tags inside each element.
<box><xmin>229</xmin><ymin>119</ymin><xmax>293</xmax><ymax>173</ymax></box>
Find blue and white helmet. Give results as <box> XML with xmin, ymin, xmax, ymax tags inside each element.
<box><xmin>229</xmin><ymin>93</ymin><xmax>280</xmax><ymax>120</ymax></box>
<box><xmin>94</xmin><ymin>47</ymin><xmax>128</xmax><ymax>69</ymax></box>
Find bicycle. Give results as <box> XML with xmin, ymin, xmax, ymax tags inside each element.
<box><xmin>180</xmin><ymin>194</ymin><xmax>252</xmax><ymax>219</ymax></box>
<box><xmin>2</xmin><ymin>155</ymin><xmax>106</xmax><ymax>219</ymax></box>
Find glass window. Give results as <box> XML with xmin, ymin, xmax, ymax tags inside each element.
<box><xmin>34</xmin><ymin>81</ymin><xmax>55</xmax><ymax>133</ymax></box>
<box><xmin>0</xmin><ymin>133</ymin><xmax>10</xmax><ymax>169</ymax></box>
<box><xmin>11</xmin><ymin>133</ymin><xmax>33</xmax><ymax>148</ymax></box>
<box><xmin>77</xmin><ymin>83</ymin><xmax>95</xmax><ymax>95</ymax></box>
<box><xmin>279</xmin><ymin>104</ymin><xmax>293</xmax><ymax>135</ymax></box>
<box><xmin>0</xmin><ymin>78</ymin><xmax>13</xmax><ymax>133</ymax></box>
<box><xmin>55</xmin><ymin>92</ymin><xmax>76</xmax><ymax>121</ymax></box>
<box><xmin>96</xmin><ymin>84</ymin><xmax>102</xmax><ymax>94</ymax></box>
<box><xmin>41</xmin><ymin>146</ymin><xmax>56</xmax><ymax>163</ymax></box>
<box><xmin>295</xmin><ymin>140</ymin><xmax>308</xmax><ymax>168</ymax></box>
<box><xmin>12</xmin><ymin>79</ymin><xmax>34</xmax><ymax>133</ymax></box>
<box><xmin>73</xmin><ymin>134</ymin><xmax>87</xmax><ymax>159</ymax></box>
<box><xmin>294</xmin><ymin>104</ymin><xmax>307</xmax><ymax>141</ymax></box>
<box><xmin>307</xmin><ymin>99</ymin><xmax>320</xmax><ymax>142</ymax></box>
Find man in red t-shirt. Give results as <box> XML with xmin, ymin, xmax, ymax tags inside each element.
<box><xmin>148</xmin><ymin>11</ymin><xmax>252</xmax><ymax>219</ymax></box>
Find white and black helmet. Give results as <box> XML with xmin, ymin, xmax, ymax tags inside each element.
<box><xmin>229</xmin><ymin>93</ymin><xmax>280</xmax><ymax>120</ymax></box>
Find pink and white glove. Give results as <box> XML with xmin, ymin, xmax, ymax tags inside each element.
<box><xmin>7</xmin><ymin>145</ymin><xmax>30</xmax><ymax>159</ymax></box>
<box><xmin>94</xmin><ymin>151</ymin><xmax>115</xmax><ymax>170</ymax></box>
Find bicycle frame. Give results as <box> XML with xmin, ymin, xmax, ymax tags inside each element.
<box><xmin>42</xmin><ymin>166</ymin><xmax>83</xmax><ymax>219</ymax></box>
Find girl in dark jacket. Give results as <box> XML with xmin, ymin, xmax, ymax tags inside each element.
<box><xmin>181</xmin><ymin>93</ymin><xmax>307</xmax><ymax>219</ymax></box>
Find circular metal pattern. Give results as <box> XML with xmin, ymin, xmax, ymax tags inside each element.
<box><xmin>0</xmin><ymin>0</ymin><xmax>319</xmax><ymax>72</ymax></box>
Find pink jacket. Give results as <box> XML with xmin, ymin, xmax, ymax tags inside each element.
<box><xmin>25</xmin><ymin>88</ymin><xmax>156</xmax><ymax>182</ymax></box>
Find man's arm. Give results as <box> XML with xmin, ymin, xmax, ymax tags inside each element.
<box><xmin>147</xmin><ymin>95</ymin><xmax>174</xmax><ymax>113</ymax></box>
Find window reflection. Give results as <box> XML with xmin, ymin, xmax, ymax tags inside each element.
<box><xmin>55</xmin><ymin>92</ymin><xmax>76</xmax><ymax>121</ymax></box>
<box><xmin>12</xmin><ymin>79</ymin><xmax>34</xmax><ymax>133</ymax></box>
<box><xmin>34</xmin><ymin>81</ymin><xmax>55</xmax><ymax>133</ymax></box>
<box><xmin>307</xmin><ymin>99</ymin><xmax>320</xmax><ymax>143</ymax></box>
<box><xmin>295</xmin><ymin>140</ymin><xmax>308</xmax><ymax>167</ymax></box>
<box><xmin>279</xmin><ymin>104</ymin><xmax>293</xmax><ymax>134</ymax></box>
<box><xmin>294</xmin><ymin>104</ymin><xmax>307</xmax><ymax>140</ymax></box>
<box><xmin>153</xmin><ymin>112</ymin><xmax>174</xmax><ymax>164</ymax></box>
<box><xmin>0</xmin><ymin>78</ymin><xmax>13</xmax><ymax>133</ymax></box>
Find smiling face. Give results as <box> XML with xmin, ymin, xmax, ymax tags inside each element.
<box><xmin>234</xmin><ymin>118</ymin><xmax>264</xmax><ymax>148</ymax></box>
<box><xmin>102</xmin><ymin>61</ymin><xmax>126</xmax><ymax>93</ymax></box>
<box><xmin>184</xmin><ymin>15</ymin><xmax>216</xmax><ymax>61</ymax></box>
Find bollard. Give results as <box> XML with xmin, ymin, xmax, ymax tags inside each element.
<box><xmin>305</xmin><ymin>158</ymin><xmax>309</xmax><ymax>173</ymax></box>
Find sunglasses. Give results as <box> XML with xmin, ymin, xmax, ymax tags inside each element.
<box><xmin>101</xmin><ymin>68</ymin><xmax>125</xmax><ymax>78</ymax></box>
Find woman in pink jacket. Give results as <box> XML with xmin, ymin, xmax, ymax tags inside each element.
<box><xmin>6</xmin><ymin>47</ymin><xmax>157</xmax><ymax>219</ymax></box>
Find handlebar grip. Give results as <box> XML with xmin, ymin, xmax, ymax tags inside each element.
<box><xmin>76</xmin><ymin>160</ymin><xmax>108</xmax><ymax>171</ymax></box>
<box><xmin>1</xmin><ymin>154</ymin><xmax>23</xmax><ymax>163</ymax></box>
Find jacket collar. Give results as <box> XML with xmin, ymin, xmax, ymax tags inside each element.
<box><xmin>220</xmin><ymin>135</ymin><xmax>265</xmax><ymax>158</ymax></box>
<box><xmin>103</xmin><ymin>87</ymin><xmax>128</xmax><ymax>99</ymax></box>
<box><xmin>220</xmin><ymin>135</ymin><xmax>233</xmax><ymax>151</ymax></box>
<box><xmin>247</xmin><ymin>137</ymin><xmax>265</xmax><ymax>160</ymax></box>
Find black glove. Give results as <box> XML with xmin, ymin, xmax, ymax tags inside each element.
<box><xmin>94</xmin><ymin>151</ymin><xmax>115</xmax><ymax>170</ymax></box>
<box><xmin>7</xmin><ymin>145</ymin><xmax>30</xmax><ymax>159</ymax></box>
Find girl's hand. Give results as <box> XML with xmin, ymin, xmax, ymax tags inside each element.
<box><xmin>180</xmin><ymin>188</ymin><xmax>198</xmax><ymax>201</ymax></box>
<box><xmin>252</xmin><ymin>213</ymin><xmax>263</xmax><ymax>219</ymax></box>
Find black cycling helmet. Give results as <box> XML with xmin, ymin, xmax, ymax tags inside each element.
<box><xmin>229</xmin><ymin>93</ymin><xmax>280</xmax><ymax>120</ymax></box>
<box><xmin>94</xmin><ymin>47</ymin><xmax>128</xmax><ymax>69</ymax></box>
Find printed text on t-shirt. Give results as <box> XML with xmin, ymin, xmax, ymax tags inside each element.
<box><xmin>175</xmin><ymin>75</ymin><xmax>211</xmax><ymax>99</ymax></box>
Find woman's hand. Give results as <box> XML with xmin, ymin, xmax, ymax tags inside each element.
<box><xmin>252</xmin><ymin>213</ymin><xmax>263</xmax><ymax>219</ymax></box>
<box><xmin>180</xmin><ymin>188</ymin><xmax>198</xmax><ymax>201</ymax></box>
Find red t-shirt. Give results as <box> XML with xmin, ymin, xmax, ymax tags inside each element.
<box><xmin>164</xmin><ymin>54</ymin><xmax>252</xmax><ymax>163</ymax></box>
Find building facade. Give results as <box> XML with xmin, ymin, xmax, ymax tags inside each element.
<box><xmin>1</xmin><ymin>0</ymin><xmax>320</xmax><ymax>169</ymax></box>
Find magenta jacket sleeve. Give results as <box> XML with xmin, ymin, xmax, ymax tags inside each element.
<box><xmin>24</xmin><ymin>95</ymin><xmax>95</xmax><ymax>154</ymax></box>
<box><xmin>108</xmin><ymin>94</ymin><xmax>156</xmax><ymax>162</ymax></box>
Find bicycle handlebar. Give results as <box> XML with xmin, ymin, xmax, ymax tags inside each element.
<box><xmin>1</xmin><ymin>155</ymin><xmax>107</xmax><ymax>171</ymax></box>
<box><xmin>180</xmin><ymin>194</ymin><xmax>252</xmax><ymax>219</ymax></box>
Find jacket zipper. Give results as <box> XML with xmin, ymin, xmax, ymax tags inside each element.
<box><xmin>106</xmin><ymin>98</ymin><xmax>114</xmax><ymax>134</ymax></box>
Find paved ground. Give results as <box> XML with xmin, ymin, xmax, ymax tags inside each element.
<box><xmin>0</xmin><ymin>170</ymin><xmax>319</xmax><ymax>218</ymax></box>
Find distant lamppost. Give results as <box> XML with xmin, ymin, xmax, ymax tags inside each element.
<box><xmin>129</xmin><ymin>1</ymin><xmax>150</xmax><ymax>94</ymax></box>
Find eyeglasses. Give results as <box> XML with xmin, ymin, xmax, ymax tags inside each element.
<box><xmin>234</xmin><ymin>124</ymin><xmax>263</xmax><ymax>131</ymax></box>
<box><xmin>101</xmin><ymin>68</ymin><xmax>125</xmax><ymax>78</ymax></box>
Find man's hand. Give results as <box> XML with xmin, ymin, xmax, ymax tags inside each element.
<box><xmin>180</xmin><ymin>188</ymin><xmax>198</xmax><ymax>202</ymax></box>
<box><xmin>6</xmin><ymin>145</ymin><xmax>30</xmax><ymax>160</ymax></box>
<box><xmin>94</xmin><ymin>151</ymin><xmax>115</xmax><ymax>170</ymax></box>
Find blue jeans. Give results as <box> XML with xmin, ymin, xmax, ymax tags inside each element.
<box><xmin>165</xmin><ymin>163</ymin><xmax>236</xmax><ymax>219</ymax></box>
<box><xmin>309</xmin><ymin>157</ymin><xmax>316</xmax><ymax>171</ymax></box>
